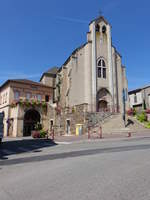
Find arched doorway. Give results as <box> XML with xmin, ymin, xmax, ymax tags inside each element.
<box><xmin>97</xmin><ymin>88</ymin><xmax>112</xmax><ymax>112</ymax></box>
<box><xmin>98</xmin><ymin>100</ymin><xmax>108</xmax><ymax>112</ymax></box>
<box><xmin>23</xmin><ymin>109</ymin><xmax>41</xmax><ymax>137</ymax></box>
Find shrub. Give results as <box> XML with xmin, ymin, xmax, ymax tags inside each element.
<box><xmin>145</xmin><ymin>122</ymin><xmax>150</xmax><ymax>129</ymax></box>
<box><xmin>31</xmin><ymin>100</ymin><xmax>37</xmax><ymax>107</ymax></box>
<box><xmin>42</xmin><ymin>102</ymin><xmax>47</xmax><ymax>108</ymax></box>
<box><xmin>133</xmin><ymin>108</ymin><xmax>137</xmax><ymax>116</ymax></box>
<box><xmin>39</xmin><ymin>130</ymin><xmax>47</xmax><ymax>138</ymax></box>
<box><xmin>35</xmin><ymin>122</ymin><xmax>43</xmax><ymax>131</ymax></box>
<box><xmin>137</xmin><ymin>112</ymin><xmax>147</xmax><ymax>122</ymax></box>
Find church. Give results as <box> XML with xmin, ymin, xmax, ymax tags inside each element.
<box><xmin>53</xmin><ymin>17</ymin><xmax>128</xmax><ymax>112</ymax></box>
<box><xmin>42</xmin><ymin>16</ymin><xmax>129</xmax><ymax>113</ymax></box>
<box><xmin>41</xmin><ymin>16</ymin><xmax>129</xmax><ymax>135</ymax></box>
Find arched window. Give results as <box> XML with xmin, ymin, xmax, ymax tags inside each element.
<box><xmin>96</xmin><ymin>24</ymin><xmax>100</xmax><ymax>32</ymax></box>
<box><xmin>97</xmin><ymin>59</ymin><xmax>106</xmax><ymax>79</ymax></box>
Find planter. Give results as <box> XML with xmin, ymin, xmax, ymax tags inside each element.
<box><xmin>32</xmin><ymin>130</ymin><xmax>40</xmax><ymax>138</ymax></box>
<box><xmin>31</xmin><ymin>130</ymin><xmax>47</xmax><ymax>138</ymax></box>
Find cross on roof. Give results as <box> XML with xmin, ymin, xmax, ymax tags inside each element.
<box><xmin>98</xmin><ymin>9</ymin><xmax>103</xmax><ymax>17</ymax></box>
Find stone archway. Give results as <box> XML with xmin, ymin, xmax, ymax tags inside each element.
<box><xmin>23</xmin><ymin>109</ymin><xmax>41</xmax><ymax>137</ymax></box>
<box><xmin>97</xmin><ymin>88</ymin><xmax>112</xmax><ymax>112</ymax></box>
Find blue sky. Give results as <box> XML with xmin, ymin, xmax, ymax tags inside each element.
<box><xmin>0</xmin><ymin>0</ymin><xmax>149</xmax><ymax>90</ymax></box>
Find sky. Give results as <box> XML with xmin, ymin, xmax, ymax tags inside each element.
<box><xmin>0</xmin><ymin>0</ymin><xmax>150</xmax><ymax>90</ymax></box>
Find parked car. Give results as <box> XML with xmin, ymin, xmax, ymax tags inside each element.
<box><xmin>0</xmin><ymin>112</ymin><xmax>4</xmax><ymax>144</ymax></box>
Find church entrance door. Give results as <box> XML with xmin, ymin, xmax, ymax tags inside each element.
<box><xmin>98</xmin><ymin>100</ymin><xmax>108</xmax><ymax>112</ymax></box>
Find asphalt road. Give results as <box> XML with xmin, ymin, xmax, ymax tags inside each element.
<box><xmin>1</xmin><ymin>137</ymin><xmax>150</xmax><ymax>200</ymax></box>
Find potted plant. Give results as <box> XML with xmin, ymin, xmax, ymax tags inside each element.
<box><xmin>32</xmin><ymin>122</ymin><xmax>43</xmax><ymax>138</ymax></box>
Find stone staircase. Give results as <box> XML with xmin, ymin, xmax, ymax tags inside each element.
<box><xmin>101</xmin><ymin>113</ymin><xmax>125</xmax><ymax>134</ymax></box>
<box><xmin>86</xmin><ymin>112</ymin><xmax>148</xmax><ymax>135</ymax></box>
<box><xmin>86</xmin><ymin>112</ymin><xmax>113</xmax><ymax>128</ymax></box>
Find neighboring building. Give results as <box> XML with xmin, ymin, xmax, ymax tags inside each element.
<box><xmin>40</xmin><ymin>66</ymin><xmax>59</xmax><ymax>103</ymax></box>
<box><xmin>0</xmin><ymin>79</ymin><xmax>53</xmax><ymax>137</ymax></box>
<box><xmin>129</xmin><ymin>85</ymin><xmax>150</xmax><ymax>110</ymax></box>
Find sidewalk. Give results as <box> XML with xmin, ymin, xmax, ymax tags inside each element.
<box><xmin>3</xmin><ymin>130</ymin><xmax>150</xmax><ymax>144</ymax></box>
<box><xmin>54</xmin><ymin>130</ymin><xmax>150</xmax><ymax>144</ymax></box>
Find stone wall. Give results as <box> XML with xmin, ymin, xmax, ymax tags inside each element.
<box><xmin>49</xmin><ymin>103</ymin><xmax>114</xmax><ymax>136</ymax></box>
<box><xmin>49</xmin><ymin>104</ymin><xmax>88</xmax><ymax>136</ymax></box>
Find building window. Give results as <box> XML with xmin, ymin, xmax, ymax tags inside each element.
<box><xmin>98</xmin><ymin>67</ymin><xmax>101</xmax><ymax>78</ymax></box>
<box><xmin>103</xmin><ymin>68</ymin><xmax>106</xmax><ymax>79</ymax></box>
<box><xmin>14</xmin><ymin>91</ymin><xmax>20</xmax><ymax>100</ymax></box>
<box><xmin>102</xmin><ymin>25</ymin><xmax>107</xmax><ymax>34</ymax></box>
<box><xmin>96</xmin><ymin>24</ymin><xmax>100</xmax><ymax>32</ymax></box>
<box><xmin>134</xmin><ymin>94</ymin><xmax>137</xmax><ymax>103</ymax></box>
<box><xmin>37</xmin><ymin>94</ymin><xmax>41</xmax><ymax>101</ymax></box>
<box><xmin>45</xmin><ymin>95</ymin><xmax>49</xmax><ymax>102</ymax></box>
<box><xmin>97</xmin><ymin>59</ymin><xmax>106</xmax><ymax>79</ymax></box>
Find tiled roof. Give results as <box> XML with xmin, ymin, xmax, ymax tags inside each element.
<box><xmin>40</xmin><ymin>66</ymin><xmax>59</xmax><ymax>81</ymax></box>
<box><xmin>89</xmin><ymin>16</ymin><xmax>110</xmax><ymax>25</ymax></box>
<box><xmin>0</xmin><ymin>79</ymin><xmax>52</xmax><ymax>89</ymax></box>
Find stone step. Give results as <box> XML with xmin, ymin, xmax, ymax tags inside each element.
<box><xmin>89</xmin><ymin>112</ymin><xmax>149</xmax><ymax>135</ymax></box>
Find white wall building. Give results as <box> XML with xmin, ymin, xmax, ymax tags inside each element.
<box><xmin>129</xmin><ymin>86</ymin><xmax>150</xmax><ymax>110</ymax></box>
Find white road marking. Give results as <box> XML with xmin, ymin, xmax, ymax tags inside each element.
<box><xmin>56</xmin><ymin>142</ymin><xmax>72</xmax><ymax>145</ymax></box>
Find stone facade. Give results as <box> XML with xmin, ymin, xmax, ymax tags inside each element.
<box><xmin>54</xmin><ymin>16</ymin><xmax>129</xmax><ymax>114</ymax></box>
<box><xmin>40</xmin><ymin>16</ymin><xmax>129</xmax><ymax>136</ymax></box>
<box><xmin>48</xmin><ymin>104</ymin><xmax>88</xmax><ymax>135</ymax></box>
<box><xmin>0</xmin><ymin>79</ymin><xmax>53</xmax><ymax>137</ymax></box>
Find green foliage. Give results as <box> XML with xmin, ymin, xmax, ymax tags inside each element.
<box><xmin>42</xmin><ymin>102</ymin><xmax>47</xmax><ymax>108</ymax></box>
<box><xmin>25</xmin><ymin>100</ymin><xmax>31</xmax><ymax>107</ymax></box>
<box><xmin>145</xmin><ymin>122</ymin><xmax>150</xmax><ymax>129</ymax></box>
<box><xmin>35</xmin><ymin>122</ymin><xmax>43</xmax><ymax>131</ymax></box>
<box><xmin>39</xmin><ymin>130</ymin><xmax>47</xmax><ymax>138</ymax></box>
<box><xmin>137</xmin><ymin>112</ymin><xmax>147</xmax><ymax>122</ymax></box>
<box><xmin>31</xmin><ymin>100</ymin><xmax>37</xmax><ymax>107</ymax></box>
<box><xmin>133</xmin><ymin>108</ymin><xmax>137</xmax><ymax>116</ymax></box>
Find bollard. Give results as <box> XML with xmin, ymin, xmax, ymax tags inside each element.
<box><xmin>88</xmin><ymin>127</ymin><xmax>91</xmax><ymax>139</ymax></box>
<box><xmin>99</xmin><ymin>126</ymin><xmax>103</xmax><ymax>139</ymax></box>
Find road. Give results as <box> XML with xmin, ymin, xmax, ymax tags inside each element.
<box><xmin>1</xmin><ymin>137</ymin><xmax>150</xmax><ymax>200</ymax></box>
